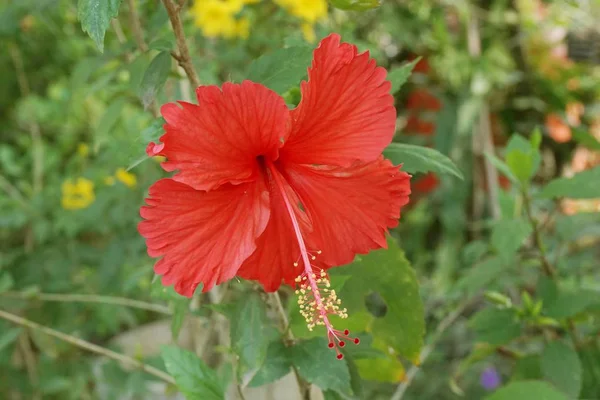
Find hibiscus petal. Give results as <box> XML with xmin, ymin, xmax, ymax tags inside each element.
<box><xmin>158</xmin><ymin>81</ymin><xmax>290</xmax><ymax>191</ymax></box>
<box><xmin>236</xmin><ymin>168</ymin><xmax>314</xmax><ymax>291</ymax></box>
<box><xmin>282</xmin><ymin>158</ymin><xmax>410</xmax><ymax>267</ymax></box>
<box><xmin>281</xmin><ymin>33</ymin><xmax>396</xmax><ymax>166</ymax></box>
<box><xmin>138</xmin><ymin>178</ymin><xmax>270</xmax><ymax>296</ymax></box>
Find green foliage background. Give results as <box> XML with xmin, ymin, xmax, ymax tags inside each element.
<box><xmin>1</xmin><ymin>0</ymin><xmax>599</xmax><ymax>399</ymax></box>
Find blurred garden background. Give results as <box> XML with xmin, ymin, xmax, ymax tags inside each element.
<box><xmin>1</xmin><ymin>0</ymin><xmax>600</xmax><ymax>399</ymax></box>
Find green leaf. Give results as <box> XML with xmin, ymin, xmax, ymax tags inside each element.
<box><xmin>540</xmin><ymin>166</ymin><xmax>600</xmax><ymax>199</ymax></box>
<box><xmin>456</xmin><ymin>256</ymin><xmax>505</xmax><ymax>297</ymax></box>
<box><xmin>77</xmin><ymin>0</ymin><xmax>122</xmax><ymax>52</ymax></box>
<box><xmin>504</xmin><ymin>134</ymin><xmax>541</xmax><ymax>184</ymax></box>
<box><xmin>170</xmin><ymin>299</ymin><xmax>190</xmax><ymax>341</ymax></box>
<box><xmin>572</xmin><ymin>128</ymin><xmax>600</xmax><ymax>151</ymax></box>
<box><xmin>485</xmin><ymin>381</ymin><xmax>568</xmax><ymax>400</ymax></box>
<box><xmin>161</xmin><ymin>345</ymin><xmax>224</xmax><ymax>400</ymax></box>
<box><xmin>545</xmin><ymin>289</ymin><xmax>600</xmax><ymax>319</ymax></box>
<box><xmin>334</xmin><ymin>238</ymin><xmax>425</xmax><ymax>362</ymax></box>
<box><xmin>290</xmin><ymin>337</ymin><xmax>351</xmax><ymax>393</ymax></box>
<box><xmin>0</xmin><ymin>272</ymin><xmax>14</xmax><ymax>293</ymax></box>
<box><xmin>247</xmin><ymin>46</ymin><xmax>313</xmax><ymax>95</ymax></box>
<box><xmin>384</xmin><ymin>143</ymin><xmax>463</xmax><ymax>180</ymax></box>
<box><xmin>490</xmin><ymin>218</ymin><xmax>533</xmax><ymax>261</ymax></box>
<box><xmin>387</xmin><ymin>58</ymin><xmax>420</xmax><ymax>94</ymax></box>
<box><xmin>469</xmin><ymin>308</ymin><xmax>521</xmax><ymax>346</ymax></box>
<box><xmin>541</xmin><ymin>341</ymin><xmax>582</xmax><ymax>398</ymax></box>
<box><xmin>138</xmin><ymin>51</ymin><xmax>172</xmax><ymax>109</ymax></box>
<box><xmin>329</xmin><ymin>0</ymin><xmax>380</xmax><ymax>11</ymax></box>
<box><xmin>0</xmin><ymin>327</ymin><xmax>21</xmax><ymax>353</ymax></box>
<box><xmin>484</xmin><ymin>152</ymin><xmax>519</xmax><ymax>184</ymax></box>
<box><xmin>95</xmin><ymin>97</ymin><xmax>127</xmax><ymax>146</ymax></box>
<box><xmin>230</xmin><ymin>294</ymin><xmax>272</xmax><ymax>380</ymax></box>
<box><xmin>512</xmin><ymin>356</ymin><xmax>543</xmax><ymax>381</ymax></box>
<box><xmin>249</xmin><ymin>341</ymin><xmax>291</xmax><ymax>387</ymax></box>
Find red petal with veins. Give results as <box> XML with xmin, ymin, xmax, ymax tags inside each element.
<box><xmin>281</xmin><ymin>157</ymin><xmax>411</xmax><ymax>267</ymax></box>
<box><xmin>237</xmin><ymin>167</ymin><xmax>314</xmax><ymax>291</ymax></box>
<box><xmin>281</xmin><ymin>34</ymin><xmax>396</xmax><ymax>167</ymax></box>
<box><xmin>158</xmin><ymin>81</ymin><xmax>290</xmax><ymax>191</ymax></box>
<box><xmin>138</xmin><ymin>178</ymin><xmax>270</xmax><ymax>296</ymax></box>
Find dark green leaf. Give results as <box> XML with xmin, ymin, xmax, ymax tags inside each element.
<box><xmin>540</xmin><ymin>166</ymin><xmax>600</xmax><ymax>199</ymax></box>
<box><xmin>572</xmin><ymin>128</ymin><xmax>600</xmax><ymax>151</ymax></box>
<box><xmin>230</xmin><ymin>294</ymin><xmax>271</xmax><ymax>380</ymax></box>
<box><xmin>579</xmin><ymin>341</ymin><xmax>600</xmax><ymax>398</ymax></box>
<box><xmin>290</xmin><ymin>338</ymin><xmax>351</xmax><ymax>393</ymax></box>
<box><xmin>335</xmin><ymin>238</ymin><xmax>425</xmax><ymax>362</ymax></box>
<box><xmin>541</xmin><ymin>341</ymin><xmax>582</xmax><ymax>398</ymax></box>
<box><xmin>512</xmin><ymin>356</ymin><xmax>543</xmax><ymax>381</ymax></box>
<box><xmin>330</xmin><ymin>0</ymin><xmax>380</xmax><ymax>11</ymax></box>
<box><xmin>485</xmin><ymin>381</ymin><xmax>568</xmax><ymax>400</ymax></box>
<box><xmin>384</xmin><ymin>143</ymin><xmax>463</xmax><ymax>180</ymax></box>
<box><xmin>247</xmin><ymin>46</ymin><xmax>313</xmax><ymax>95</ymax></box>
<box><xmin>138</xmin><ymin>51</ymin><xmax>172</xmax><ymax>109</ymax></box>
<box><xmin>77</xmin><ymin>0</ymin><xmax>122</xmax><ymax>52</ymax></box>
<box><xmin>387</xmin><ymin>58</ymin><xmax>420</xmax><ymax>94</ymax></box>
<box><xmin>456</xmin><ymin>256</ymin><xmax>505</xmax><ymax>297</ymax></box>
<box><xmin>469</xmin><ymin>308</ymin><xmax>521</xmax><ymax>345</ymax></box>
<box><xmin>249</xmin><ymin>341</ymin><xmax>291</xmax><ymax>387</ymax></box>
<box><xmin>161</xmin><ymin>345</ymin><xmax>224</xmax><ymax>400</ymax></box>
<box><xmin>491</xmin><ymin>218</ymin><xmax>532</xmax><ymax>261</ymax></box>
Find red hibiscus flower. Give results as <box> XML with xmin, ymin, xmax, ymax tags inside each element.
<box><xmin>139</xmin><ymin>34</ymin><xmax>411</xmax><ymax>357</ymax></box>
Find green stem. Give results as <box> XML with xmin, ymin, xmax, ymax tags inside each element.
<box><xmin>0</xmin><ymin>309</ymin><xmax>175</xmax><ymax>384</ymax></box>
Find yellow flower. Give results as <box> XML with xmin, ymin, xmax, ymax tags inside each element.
<box><xmin>77</xmin><ymin>143</ymin><xmax>89</xmax><ymax>158</ymax></box>
<box><xmin>115</xmin><ymin>168</ymin><xmax>137</xmax><ymax>188</ymax></box>
<box><xmin>104</xmin><ymin>176</ymin><xmax>116</xmax><ymax>186</ymax></box>
<box><xmin>301</xmin><ymin>22</ymin><xmax>316</xmax><ymax>42</ymax></box>
<box><xmin>276</xmin><ymin>0</ymin><xmax>327</xmax><ymax>23</ymax></box>
<box><xmin>61</xmin><ymin>178</ymin><xmax>95</xmax><ymax>210</ymax></box>
<box><xmin>191</xmin><ymin>0</ymin><xmax>251</xmax><ymax>39</ymax></box>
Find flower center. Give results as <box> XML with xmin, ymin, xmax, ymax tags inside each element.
<box><xmin>266</xmin><ymin>162</ymin><xmax>359</xmax><ymax>359</ymax></box>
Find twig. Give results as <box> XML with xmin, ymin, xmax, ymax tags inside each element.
<box><xmin>521</xmin><ymin>192</ymin><xmax>582</xmax><ymax>348</ymax></box>
<box><xmin>0</xmin><ymin>309</ymin><xmax>175</xmax><ymax>384</ymax></box>
<box><xmin>391</xmin><ymin>299</ymin><xmax>472</xmax><ymax>400</ymax></box>
<box><xmin>127</xmin><ymin>0</ymin><xmax>148</xmax><ymax>52</ymax></box>
<box><xmin>18</xmin><ymin>332</ymin><xmax>40</xmax><ymax>400</ymax></box>
<box><xmin>467</xmin><ymin>13</ymin><xmax>501</xmax><ymax>220</ymax></box>
<box><xmin>270</xmin><ymin>292</ymin><xmax>312</xmax><ymax>400</ymax></box>
<box><xmin>1</xmin><ymin>291</ymin><xmax>171</xmax><ymax>315</ymax></box>
<box><xmin>161</xmin><ymin>0</ymin><xmax>200</xmax><ymax>88</ymax></box>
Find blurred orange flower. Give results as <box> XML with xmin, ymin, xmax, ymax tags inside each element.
<box><xmin>545</xmin><ymin>113</ymin><xmax>571</xmax><ymax>143</ymax></box>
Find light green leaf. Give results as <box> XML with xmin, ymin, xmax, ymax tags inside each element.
<box><xmin>334</xmin><ymin>238</ymin><xmax>425</xmax><ymax>362</ymax></box>
<box><xmin>249</xmin><ymin>341</ymin><xmax>291</xmax><ymax>387</ymax></box>
<box><xmin>77</xmin><ymin>0</ymin><xmax>122</xmax><ymax>52</ymax></box>
<box><xmin>230</xmin><ymin>294</ymin><xmax>272</xmax><ymax>380</ymax></box>
<box><xmin>0</xmin><ymin>327</ymin><xmax>21</xmax><ymax>353</ymax></box>
<box><xmin>505</xmin><ymin>134</ymin><xmax>541</xmax><ymax>184</ymax></box>
<box><xmin>485</xmin><ymin>381</ymin><xmax>568</xmax><ymax>400</ymax></box>
<box><xmin>329</xmin><ymin>0</ymin><xmax>380</xmax><ymax>11</ymax></box>
<box><xmin>95</xmin><ymin>97</ymin><xmax>127</xmax><ymax>146</ymax></box>
<box><xmin>491</xmin><ymin>218</ymin><xmax>533</xmax><ymax>261</ymax></box>
<box><xmin>170</xmin><ymin>299</ymin><xmax>190</xmax><ymax>341</ymax></box>
<box><xmin>247</xmin><ymin>46</ymin><xmax>313</xmax><ymax>95</ymax></box>
<box><xmin>540</xmin><ymin>166</ymin><xmax>600</xmax><ymax>199</ymax></box>
<box><xmin>138</xmin><ymin>51</ymin><xmax>172</xmax><ymax>109</ymax></box>
<box><xmin>384</xmin><ymin>143</ymin><xmax>463</xmax><ymax>180</ymax></box>
<box><xmin>541</xmin><ymin>341</ymin><xmax>582</xmax><ymax>398</ymax></box>
<box><xmin>388</xmin><ymin>58</ymin><xmax>420</xmax><ymax>94</ymax></box>
<box><xmin>0</xmin><ymin>272</ymin><xmax>14</xmax><ymax>293</ymax></box>
<box><xmin>290</xmin><ymin>338</ymin><xmax>351</xmax><ymax>393</ymax></box>
<box><xmin>161</xmin><ymin>345</ymin><xmax>224</xmax><ymax>400</ymax></box>
<box><xmin>484</xmin><ymin>152</ymin><xmax>519</xmax><ymax>184</ymax></box>
<box><xmin>469</xmin><ymin>308</ymin><xmax>521</xmax><ymax>345</ymax></box>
